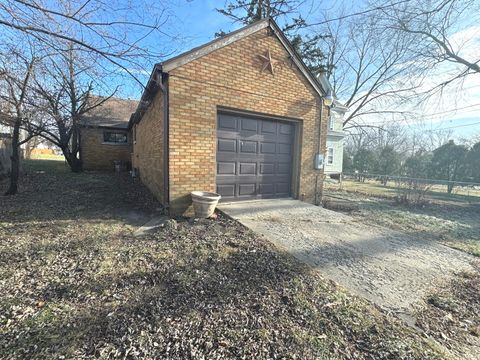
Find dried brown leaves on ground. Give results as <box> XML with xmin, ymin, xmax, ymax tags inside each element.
<box><xmin>0</xmin><ymin>160</ymin><xmax>446</xmax><ymax>359</ymax></box>
<box><xmin>416</xmin><ymin>261</ymin><xmax>480</xmax><ymax>360</ymax></box>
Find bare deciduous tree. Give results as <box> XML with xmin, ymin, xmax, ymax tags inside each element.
<box><xmin>0</xmin><ymin>0</ymin><xmax>177</xmax><ymax>182</ymax></box>
<box><xmin>0</xmin><ymin>47</ymin><xmax>43</xmax><ymax>195</ymax></box>
<box><xmin>316</xmin><ymin>9</ymin><xmax>422</xmax><ymax>129</ymax></box>
<box><xmin>24</xmin><ymin>136</ymin><xmax>44</xmax><ymax>159</ymax></box>
<box><xmin>0</xmin><ymin>0</ymin><xmax>174</xmax><ymax>84</ymax></box>
<box><xmin>378</xmin><ymin>0</ymin><xmax>480</xmax><ymax>93</ymax></box>
<box><xmin>32</xmin><ymin>43</ymin><xmax>117</xmax><ymax>172</ymax></box>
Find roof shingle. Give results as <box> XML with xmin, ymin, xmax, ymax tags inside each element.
<box><xmin>81</xmin><ymin>96</ymin><xmax>138</xmax><ymax>129</ymax></box>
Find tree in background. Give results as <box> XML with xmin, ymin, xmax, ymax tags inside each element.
<box><xmin>217</xmin><ymin>0</ymin><xmax>305</xmax><ymax>24</ymax></box>
<box><xmin>0</xmin><ymin>0</ymin><xmax>174</xmax><ymax>86</ymax></box>
<box><xmin>353</xmin><ymin>148</ymin><xmax>377</xmax><ymax>181</ymax></box>
<box><xmin>465</xmin><ymin>142</ymin><xmax>480</xmax><ymax>182</ymax></box>
<box><xmin>403</xmin><ymin>151</ymin><xmax>433</xmax><ymax>179</ymax></box>
<box><xmin>0</xmin><ymin>0</ymin><xmax>176</xmax><ymax>181</ymax></box>
<box><xmin>314</xmin><ymin>9</ymin><xmax>421</xmax><ymax>129</ymax></box>
<box><xmin>289</xmin><ymin>33</ymin><xmax>329</xmax><ymax>77</ymax></box>
<box><xmin>216</xmin><ymin>0</ymin><xmax>330</xmax><ymax>75</ymax></box>
<box><xmin>0</xmin><ymin>47</ymin><xmax>44</xmax><ymax>195</ymax></box>
<box><xmin>342</xmin><ymin>149</ymin><xmax>353</xmax><ymax>173</ymax></box>
<box><xmin>24</xmin><ymin>136</ymin><xmax>44</xmax><ymax>159</ymax></box>
<box><xmin>430</xmin><ymin>140</ymin><xmax>468</xmax><ymax>193</ymax></box>
<box><xmin>375</xmin><ymin>146</ymin><xmax>401</xmax><ymax>184</ymax></box>
<box><xmin>380</xmin><ymin>0</ymin><xmax>480</xmax><ymax>94</ymax></box>
<box><xmin>32</xmin><ymin>43</ymin><xmax>117</xmax><ymax>172</ymax></box>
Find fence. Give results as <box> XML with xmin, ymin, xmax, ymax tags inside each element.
<box><xmin>0</xmin><ymin>135</ymin><xmax>12</xmax><ymax>178</ymax></box>
<box><xmin>325</xmin><ymin>172</ymin><xmax>480</xmax><ymax>206</ymax></box>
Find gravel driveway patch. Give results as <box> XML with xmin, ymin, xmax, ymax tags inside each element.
<box><xmin>219</xmin><ymin>199</ymin><xmax>474</xmax><ymax>318</ymax></box>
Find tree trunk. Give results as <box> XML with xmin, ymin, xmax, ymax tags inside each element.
<box><xmin>69</xmin><ymin>157</ymin><xmax>82</xmax><ymax>172</ymax></box>
<box><xmin>62</xmin><ymin>147</ymin><xmax>82</xmax><ymax>173</ymax></box>
<box><xmin>25</xmin><ymin>143</ymin><xmax>32</xmax><ymax>159</ymax></box>
<box><xmin>5</xmin><ymin>120</ymin><xmax>21</xmax><ymax>195</ymax></box>
<box><xmin>24</xmin><ymin>137</ymin><xmax>39</xmax><ymax>159</ymax></box>
<box><xmin>447</xmin><ymin>182</ymin><xmax>454</xmax><ymax>194</ymax></box>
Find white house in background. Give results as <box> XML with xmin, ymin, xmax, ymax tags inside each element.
<box><xmin>325</xmin><ymin>100</ymin><xmax>348</xmax><ymax>176</ymax></box>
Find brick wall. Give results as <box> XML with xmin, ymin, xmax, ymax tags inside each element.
<box><xmin>166</xmin><ymin>27</ymin><xmax>329</xmax><ymax>215</ymax></box>
<box><xmin>80</xmin><ymin>127</ymin><xmax>131</xmax><ymax>171</ymax></box>
<box><xmin>132</xmin><ymin>91</ymin><xmax>165</xmax><ymax>203</ymax></box>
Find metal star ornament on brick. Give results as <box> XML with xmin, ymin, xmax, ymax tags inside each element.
<box><xmin>258</xmin><ymin>50</ymin><xmax>279</xmax><ymax>75</ymax></box>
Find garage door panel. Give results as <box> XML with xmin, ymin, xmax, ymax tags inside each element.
<box><xmin>277</xmin><ymin>162</ymin><xmax>291</xmax><ymax>174</ymax></box>
<box><xmin>217</xmin><ymin>138</ymin><xmax>236</xmax><ymax>152</ymax></box>
<box><xmin>217</xmin><ymin>113</ymin><xmax>294</xmax><ymax>201</ymax></box>
<box><xmin>238</xmin><ymin>183</ymin><xmax>256</xmax><ymax>196</ymax></box>
<box><xmin>241</xmin><ymin>119</ymin><xmax>258</xmax><ymax>132</ymax></box>
<box><xmin>217</xmin><ymin>184</ymin><xmax>235</xmax><ymax>197</ymax></box>
<box><xmin>278</xmin><ymin>143</ymin><xmax>292</xmax><ymax>155</ymax></box>
<box><xmin>258</xmin><ymin>183</ymin><xmax>274</xmax><ymax>195</ymax></box>
<box><xmin>240</xmin><ymin>140</ymin><xmax>257</xmax><ymax>153</ymax></box>
<box><xmin>279</xmin><ymin>123</ymin><xmax>293</xmax><ymax>135</ymax></box>
<box><xmin>239</xmin><ymin>162</ymin><xmax>256</xmax><ymax>175</ymax></box>
<box><xmin>218</xmin><ymin>116</ymin><xmax>237</xmax><ymax>130</ymax></box>
<box><xmin>276</xmin><ymin>183</ymin><xmax>290</xmax><ymax>195</ymax></box>
<box><xmin>261</xmin><ymin>121</ymin><xmax>277</xmax><ymax>134</ymax></box>
<box><xmin>260</xmin><ymin>163</ymin><xmax>275</xmax><ymax>174</ymax></box>
<box><xmin>217</xmin><ymin>162</ymin><xmax>236</xmax><ymax>175</ymax></box>
<box><xmin>260</xmin><ymin>142</ymin><xmax>276</xmax><ymax>154</ymax></box>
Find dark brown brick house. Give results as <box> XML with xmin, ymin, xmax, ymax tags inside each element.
<box><xmin>79</xmin><ymin>97</ymin><xmax>137</xmax><ymax>171</ymax></box>
<box><xmin>130</xmin><ymin>18</ymin><xmax>339</xmax><ymax>216</ymax></box>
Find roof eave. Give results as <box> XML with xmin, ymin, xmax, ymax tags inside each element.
<box><xmin>131</xmin><ymin>17</ymin><xmax>340</xmax><ymax>126</ymax></box>
<box><xmin>161</xmin><ymin>19</ymin><xmax>270</xmax><ymax>72</ymax></box>
<box><xmin>267</xmin><ymin>19</ymin><xmax>327</xmax><ymax>97</ymax></box>
<box><xmin>129</xmin><ymin>64</ymin><xmax>163</xmax><ymax>129</ymax></box>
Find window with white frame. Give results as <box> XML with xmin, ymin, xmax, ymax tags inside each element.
<box><xmin>327</xmin><ymin>147</ymin><xmax>334</xmax><ymax>165</ymax></box>
<box><xmin>328</xmin><ymin>114</ymin><xmax>334</xmax><ymax>130</ymax></box>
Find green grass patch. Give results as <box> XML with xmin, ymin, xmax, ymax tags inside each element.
<box><xmin>23</xmin><ymin>158</ymin><xmax>69</xmax><ymax>174</ymax></box>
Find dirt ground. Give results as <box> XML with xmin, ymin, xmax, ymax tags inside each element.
<box><xmin>0</xmin><ymin>160</ymin><xmax>448</xmax><ymax>359</ymax></box>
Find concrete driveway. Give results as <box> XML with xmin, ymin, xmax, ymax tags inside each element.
<box><xmin>219</xmin><ymin>199</ymin><xmax>474</xmax><ymax>319</ymax></box>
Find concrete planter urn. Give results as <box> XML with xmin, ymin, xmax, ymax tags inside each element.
<box><xmin>191</xmin><ymin>191</ymin><xmax>221</xmax><ymax>218</ymax></box>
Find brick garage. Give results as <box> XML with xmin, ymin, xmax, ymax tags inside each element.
<box><xmin>131</xmin><ymin>19</ymin><xmax>336</xmax><ymax>216</ymax></box>
<box><xmin>80</xmin><ymin>97</ymin><xmax>137</xmax><ymax>171</ymax></box>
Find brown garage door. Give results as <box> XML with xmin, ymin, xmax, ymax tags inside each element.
<box><xmin>216</xmin><ymin>112</ymin><xmax>295</xmax><ymax>201</ymax></box>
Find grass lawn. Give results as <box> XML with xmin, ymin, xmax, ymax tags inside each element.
<box><xmin>0</xmin><ymin>159</ymin><xmax>450</xmax><ymax>359</ymax></box>
<box><xmin>326</xmin><ymin>179</ymin><xmax>480</xmax><ymax>206</ymax></box>
<box><xmin>325</xmin><ymin>180</ymin><xmax>480</xmax><ymax>257</ymax></box>
<box><xmin>29</xmin><ymin>153</ymin><xmax>65</xmax><ymax>161</ymax></box>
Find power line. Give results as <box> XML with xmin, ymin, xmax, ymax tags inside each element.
<box><xmin>418</xmin><ymin>102</ymin><xmax>480</xmax><ymax>118</ymax></box>
<box><xmin>306</xmin><ymin>0</ymin><xmax>413</xmax><ymax>27</ymax></box>
<box><xmin>426</xmin><ymin>120</ymin><xmax>480</xmax><ymax>132</ymax></box>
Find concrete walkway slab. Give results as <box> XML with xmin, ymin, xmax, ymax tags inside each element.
<box><xmin>219</xmin><ymin>199</ymin><xmax>473</xmax><ymax>317</ymax></box>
